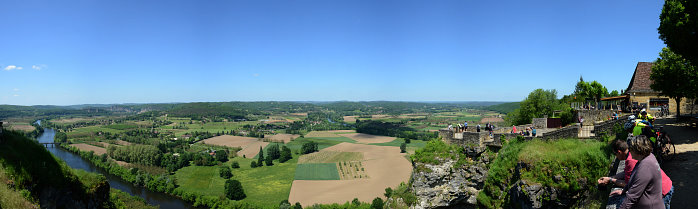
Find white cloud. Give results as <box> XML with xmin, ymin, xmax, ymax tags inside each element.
<box><xmin>13</xmin><ymin>88</ymin><xmax>19</xmax><ymax>91</ymax></box>
<box><xmin>253</xmin><ymin>73</ymin><xmax>259</xmax><ymax>77</ymax></box>
<box><xmin>4</xmin><ymin>65</ymin><xmax>22</xmax><ymax>71</ymax></box>
<box><xmin>32</xmin><ymin>64</ymin><xmax>47</xmax><ymax>70</ymax></box>
<box><xmin>13</xmin><ymin>94</ymin><xmax>19</xmax><ymax>97</ymax></box>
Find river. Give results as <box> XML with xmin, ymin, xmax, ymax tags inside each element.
<box><xmin>36</xmin><ymin>127</ymin><xmax>196</xmax><ymax>209</ymax></box>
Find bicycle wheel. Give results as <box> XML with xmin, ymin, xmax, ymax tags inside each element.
<box><xmin>663</xmin><ymin>134</ymin><xmax>676</xmax><ymax>161</ymax></box>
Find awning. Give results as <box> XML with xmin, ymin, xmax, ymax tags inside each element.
<box><xmin>600</xmin><ymin>95</ymin><xmax>629</xmax><ymax>101</ymax></box>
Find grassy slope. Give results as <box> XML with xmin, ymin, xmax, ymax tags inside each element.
<box><xmin>0</xmin><ymin>130</ymin><xmax>155</xmax><ymax>209</ymax></box>
<box><xmin>477</xmin><ymin>138</ymin><xmax>611</xmax><ymax>209</ymax></box>
<box><xmin>175</xmin><ymin>154</ymin><xmax>299</xmax><ymax>207</ymax></box>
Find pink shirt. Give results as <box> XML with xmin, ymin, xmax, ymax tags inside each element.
<box><xmin>624</xmin><ymin>153</ymin><xmax>638</xmax><ymax>185</ymax></box>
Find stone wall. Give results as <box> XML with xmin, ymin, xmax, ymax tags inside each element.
<box><xmin>592</xmin><ymin>116</ymin><xmax>628</xmax><ymax>137</ymax></box>
<box><xmin>577</xmin><ymin>110</ymin><xmax>615</xmax><ymax>126</ymax></box>
<box><xmin>539</xmin><ymin>124</ymin><xmax>580</xmax><ymax>140</ymax></box>
<box><xmin>532</xmin><ymin>118</ymin><xmax>547</xmax><ymax>129</ymax></box>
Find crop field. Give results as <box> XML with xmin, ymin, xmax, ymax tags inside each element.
<box><xmin>305</xmin><ymin>130</ymin><xmax>354</xmax><ymax>138</ymax></box>
<box><xmin>199</xmin><ymin>135</ymin><xmax>268</xmax><ymax>159</ymax></box>
<box><xmin>8</xmin><ymin>124</ymin><xmax>35</xmax><ymax>132</ymax></box>
<box><xmin>69</xmin><ymin>143</ymin><xmax>107</xmax><ymax>155</ymax></box>
<box><xmin>264</xmin><ymin>133</ymin><xmax>299</xmax><ymax>143</ymax></box>
<box><xmin>337</xmin><ymin>133</ymin><xmax>395</xmax><ymax>144</ymax></box>
<box><xmin>294</xmin><ymin>163</ymin><xmax>340</xmax><ymax>180</ymax></box>
<box><xmin>289</xmin><ymin>142</ymin><xmax>412</xmax><ymax>206</ymax></box>
<box><xmin>337</xmin><ymin>161</ymin><xmax>367</xmax><ymax>180</ymax></box>
<box><xmin>297</xmin><ymin>151</ymin><xmax>363</xmax><ymax>164</ymax></box>
<box><xmin>343</xmin><ymin>116</ymin><xmax>357</xmax><ymax>123</ymax></box>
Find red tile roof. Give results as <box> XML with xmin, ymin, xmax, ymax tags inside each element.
<box><xmin>626</xmin><ymin>62</ymin><xmax>658</xmax><ymax>94</ymax></box>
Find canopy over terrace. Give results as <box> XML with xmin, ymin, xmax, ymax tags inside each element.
<box><xmin>600</xmin><ymin>95</ymin><xmax>629</xmax><ymax>111</ymax></box>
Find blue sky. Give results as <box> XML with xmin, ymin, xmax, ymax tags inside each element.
<box><xmin>1</xmin><ymin>0</ymin><xmax>666</xmax><ymax>105</ymax></box>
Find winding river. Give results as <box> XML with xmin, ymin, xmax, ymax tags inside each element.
<box><xmin>36</xmin><ymin>127</ymin><xmax>196</xmax><ymax>209</ymax></box>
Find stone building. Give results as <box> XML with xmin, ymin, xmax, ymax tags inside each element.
<box><xmin>623</xmin><ymin>62</ymin><xmax>689</xmax><ymax>114</ymax></box>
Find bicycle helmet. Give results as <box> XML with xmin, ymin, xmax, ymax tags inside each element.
<box><xmin>628</xmin><ymin>115</ymin><xmax>636</xmax><ymax>121</ymax></box>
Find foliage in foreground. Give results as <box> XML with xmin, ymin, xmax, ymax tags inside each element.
<box><xmin>410</xmin><ymin>139</ymin><xmax>470</xmax><ymax>171</ymax></box>
<box><xmin>477</xmin><ymin>137</ymin><xmax>611</xmax><ymax>209</ymax></box>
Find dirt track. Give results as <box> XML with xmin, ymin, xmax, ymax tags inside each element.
<box><xmin>288</xmin><ymin>143</ymin><xmax>412</xmax><ymax>206</ymax></box>
<box><xmin>654</xmin><ymin>117</ymin><xmax>698</xmax><ymax>209</ymax></box>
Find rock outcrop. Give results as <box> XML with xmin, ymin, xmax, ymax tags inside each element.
<box><xmin>411</xmin><ymin>147</ymin><xmax>491</xmax><ymax>209</ymax></box>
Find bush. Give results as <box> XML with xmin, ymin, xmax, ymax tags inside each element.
<box><xmin>224</xmin><ymin>179</ymin><xmax>246</xmax><ymax>200</ymax></box>
<box><xmin>250</xmin><ymin>161</ymin><xmax>257</xmax><ymax>168</ymax></box>
<box><xmin>279</xmin><ymin>146</ymin><xmax>293</xmax><ymax>163</ymax></box>
<box><xmin>215</xmin><ymin>150</ymin><xmax>228</xmax><ymax>162</ymax></box>
<box><xmin>400</xmin><ymin>143</ymin><xmax>406</xmax><ymax>153</ymax></box>
<box><xmin>265</xmin><ymin>155</ymin><xmax>274</xmax><ymax>166</ymax></box>
<box><xmin>231</xmin><ymin>161</ymin><xmax>240</xmax><ymax>169</ymax></box>
<box><xmin>301</xmin><ymin>141</ymin><xmax>319</xmax><ymax>154</ymax></box>
<box><xmin>371</xmin><ymin>197</ymin><xmax>384</xmax><ymax>209</ymax></box>
<box><xmin>219</xmin><ymin>166</ymin><xmax>232</xmax><ymax>179</ymax></box>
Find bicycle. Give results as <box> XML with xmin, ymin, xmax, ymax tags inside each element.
<box><xmin>653</xmin><ymin>126</ymin><xmax>676</xmax><ymax>164</ymax></box>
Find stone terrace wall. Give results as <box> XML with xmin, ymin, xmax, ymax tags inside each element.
<box><xmin>532</xmin><ymin>118</ymin><xmax>547</xmax><ymax>129</ymax></box>
<box><xmin>539</xmin><ymin>124</ymin><xmax>580</xmax><ymax>140</ymax></box>
<box><xmin>593</xmin><ymin>116</ymin><xmax>628</xmax><ymax>138</ymax></box>
<box><xmin>577</xmin><ymin>110</ymin><xmax>615</xmax><ymax>126</ymax></box>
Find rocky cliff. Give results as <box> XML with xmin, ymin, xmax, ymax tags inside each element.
<box><xmin>411</xmin><ymin>146</ymin><xmax>491</xmax><ymax>209</ymax></box>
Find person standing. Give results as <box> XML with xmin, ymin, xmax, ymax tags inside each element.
<box><xmin>476</xmin><ymin>124</ymin><xmax>481</xmax><ymax>133</ymax></box>
<box><xmin>464</xmin><ymin>121</ymin><xmax>468</xmax><ymax>132</ymax></box>
<box><xmin>619</xmin><ymin>135</ymin><xmax>665</xmax><ymax>209</ymax></box>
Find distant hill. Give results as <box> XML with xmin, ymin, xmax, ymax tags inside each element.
<box><xmin>481</xmin><ymin>102</ymin><xmax>520</xmax><ymax>114</ymax></box>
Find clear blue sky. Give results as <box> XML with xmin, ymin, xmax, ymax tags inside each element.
<box><xmin>1</xmin><ymin>0</ymin><xmax>666</xmax><ymax>105</ymax></box>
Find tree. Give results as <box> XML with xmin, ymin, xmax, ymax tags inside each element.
<box><xmin>404</xmin><ymin>138</ymin><xmax>411</xmax><ymax>144</ymax></box>
<box><xmin>250</xmin><ymin>161</ymin><xmax>257</xmax><ymax>168</ymax></box>
<box><xmin>224</xmin><ymin>179</ymin><xmax>246</xmax><ymax>200</ymax></box>
<box><xmin>384</xmin><ymin>187</ymin><xmax>393</xmax><ymax>198</ymax></box>
<box><xmin>371</xmin><ymin>197</ymin><xmax>384</xmax><ymax>209</ymax></box>
<box><xmin>658</xmin><ymin>0</ymin><xmax>698</xmax><ymax>64</ymax></box>
<box><xmin>506</xmin><ymin>89</ymin><xmax>562</xmax><ymax>125</ymax></box>
<box><xmin>292</xmin><ymin>202</ymin><xmax>303</xmax><ymax>209</ymax></box>
<box><xmin>609</xmin><ymin>90</ymin><xmax>620</xmax><ymax>97</ymax></box>
<box><xmin>265</xmin><ymin>154</ymin><xmax>274</xmax><ymax>166</ymax></box>
<box><xmin>650</xmin><ymin>47</ymin><xmax>698</xmax><ymax>118</ymax></box>
<box><xmin>268</xmin><ymin>144</ymin><xmax>281</xmax><ymax>160</ymax></box>
<box><xmin>257</xmin><ymin>146</ymin><xmax>264</xmax><ymax>166</ymax></box>
<box><xmin>215</xmin><ymin>149</ymin><xmax>228</xmax><ymax>162</ymax></box>
<box><xmin>219</xmin><ymin>166</ymin><xmax>232</xmax><ymax>179</ymax></box>
<box><xmin>279</xmin><ymin>146</ymin><xmax>292</xmax><ymax>163</ymax></box>
<box><xmin>352</xmin><ymin>198</ymin><xmax>361</xmax><ymax>206</ymax></box>
<box><xmin>231</xmin><ymin>161</ymin><xmax>240</xmax><ymax>168</ymax></box>
<box><xmin>399</xmin><ymin>143</ymin><xmax>406</xmax><ymax>153</ymax></box>
<box><xmin>301</xmin><ymin>141</ymin><xmax>319</xmax><ymax>154</ymax></box>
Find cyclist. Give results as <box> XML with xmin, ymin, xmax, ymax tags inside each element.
<box><xmin>638</xmin><ymin>109</ymin><xmax>655</xmax><ymax>125</ymax></box>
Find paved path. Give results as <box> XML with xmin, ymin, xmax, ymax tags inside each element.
<box><xmin>579</xmin><ymin>125</ymin><xmax>595</xmax><ymax>138</ymax></box>
<box><xmin>654</xmin><ymin>117</ymin><xmax>698</xmax><ymax>209</ymax></box>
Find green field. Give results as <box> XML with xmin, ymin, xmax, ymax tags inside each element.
<box><xmin>285</xmin><ymin>137</ymin><xmax>345</xmax><ymax>152</ymax></box>
<box><xmin>369</xmin><ymin>138</ymin><xmax>427</xmax><ymax>149</ymax></box>
<box><xmin>294</xmin><ymin>163</ymin><xmax>340</xmax><ymax>180</ymax></box>
<box><xmin>174</xmin><ymin>155</ymin><xmax>299</xmax><ymax>206</ymax></box>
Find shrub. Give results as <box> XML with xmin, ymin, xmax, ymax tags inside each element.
<box><xmin>400</xmin><ymin>143</ymin><xmax>406</xmax><ymax>153</ymax></box>
<box><xmin>224</xmin><ymin>179</ymin><xmax>246</xmax><ymax>200</ymax></box>
<box><xmin>250</xmin><ymin>161</ymin><xmax>257</xmax><ymax>168</ymax></box>
<box><xmin>231</xmin><ymin>161</ymin><xmax>240</xmax><ymax>169</ymax></box>
<box><xmin>371</xmin><ymin>197</ymin><xmax>384</xmax><ymax>209</ymax></box>
<box><xmin>265</xmin><ymin>155</ymin><xmax>274</xmax><ymax>166</ymax></box>
<box><xmin>219</xmin><ymin>166</ymin><xmax>232</xmax><ymax>179</ymax></box>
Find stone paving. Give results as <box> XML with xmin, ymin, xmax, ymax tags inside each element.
<box><xmin>579</xmin><ymin>125</ymin><xmax>595</xmax><ymax>138</ymax></box>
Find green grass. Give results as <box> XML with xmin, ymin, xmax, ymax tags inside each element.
<box><xmin>294</xmin><ymin>163</ymin><xmax>340</xmax><ymax>180</ymax></box>
<box><xmin>306</xmin><ymin>136</ymin><xmax>357</xmax><ymax>143</ymax></box>
<box><xmin>477</xmin><ymin>138</ymin><xmax>612</xmax><ymax>209</ymax></box>
<box><xmin>175</xmin><ymin>155</ymin><xmax>299</xmax><ymax>206</ymax></box>
<box><xmin>103</xmin><ymin>123</ymin><xmax>139</xmax><ymax>130</ymax></box>
<box><xmin>285</xmin><ymin>137</ymin><xmax>345</xmax><ymax>152</ymax></box>
<box><xmin>369</xmin><ymin>138</ymin><xmax>427</xmax><ymax>148</ymax></box>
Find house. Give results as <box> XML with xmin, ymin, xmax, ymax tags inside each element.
<box><xmin>612</xmin><ymin>62</ymin><xmax>690</xmax><ymax>114</ymax></box>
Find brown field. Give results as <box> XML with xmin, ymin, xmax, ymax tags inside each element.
<box><xmin>343</xmin><ymin>116</ymin><xmax>357</xmax><ymax>123</ymax></box>
<box><xmin>199</xmin><ymin>135</ymin><xmax>268</xmax><ymax>158</ymax></box>
<box><xmin>70</xmin><ymin>143</ymin><xmax>107</xmax><ymax>155</ymax></box>
<box><xmin>115</xmin><ymin>140</ymin><xmax>132</xmax><ymax>146</ymax></box>
<box><xmin>480</xmin><ymin>117</ymin><xmax>504</xmax><ymax>123</ymax></box>
<box><xmin>265</xmin><ymin>134</ymin><xmax>299</xmax><ymax>143</ymax></box>
<box><xmin>50</xmin><ymin>117</ymin><xmax>96</xmax><ymax>124</ymax></box>
<box><xmin>337</xmin><ymin>133</ymin><xmax>395</xmax><ymax>144</ymax></box>
<box><xmin>371</xmin><ymin>114</ymin><xmax>391</xmax><ymax>119</ymax></box>
<box><xmin>9</xmin><ymin>124</ymin><xmax>35</xmax><ymax>132</ymax></box>
<box><xmin>288</xmin><ymin>143</ymin><xmax>412</xmax><ymax>206</ymax></box>
<box><xmin>290</xmin><ymin>113</ymin><xmax>308</xmax><ymax>117</ymax></box>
